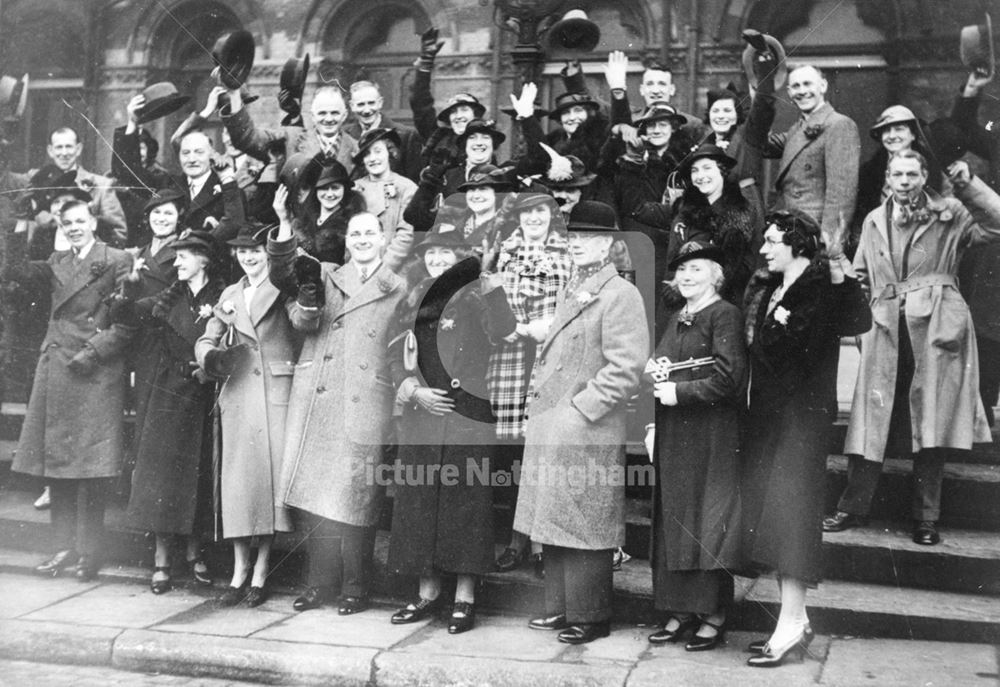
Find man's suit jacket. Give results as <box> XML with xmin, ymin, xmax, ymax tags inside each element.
<box><xmin>344</xmin><ymin>115</ymin><xmax>424</xmax><ymax>183</ymax></box>
<box><xmin>763</xmin><ymin>102</ymin><xmax>861</xmax><ymax>242</ymax></box>
<box><xmin>221</xmin><ymin>107</ymin><xmax>359</xmax><ymax>175</ymax></box>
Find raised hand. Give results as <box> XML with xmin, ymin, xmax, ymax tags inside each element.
<box><xmin>200</xmin><ymin>86</ymin><xmax>228</xmax><ymax>119</ymax></box>
<box><xmin>272</xmin><ymin>183</ymin><xmax>290</xmax><ymax>223</ymax></box>
<box><xmin>415</xmin><ymin>27</ymin><xmax>445</xmax><ymax>71</ymax></box>
<box><xmin>126</xmin><ymin>94</ymin><xmax>146</xmax><ymax>125</ymax></box>
<box><xmin>947</xmin><ymin>160</ymin><xmax>972</xmax><ymax>188</ymax></box>
<box><xmin>509</xmin><ymin>82</ymin><xmax>538</xmax><ymax>119</ymax></box>
<box><xmin>604</xmin><ymin>50</ymin><xmax>629</xmax><ymax>91</ymax></box>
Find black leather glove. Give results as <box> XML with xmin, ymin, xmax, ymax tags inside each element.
<box><xmin>297</xmin><ymin>283</ymin><xmax>323</xmax><ymax>308</ymax></box>
<box><xmin>12</xmin><ymin>193</ymin><xmax>36</xmax><ymax>221</ymax></box>
<box><xmin>294</xmin><ymin>253</ymin><xmax>322</xmax><ymax>285</ymax></box>
<box><xmin>202</xmin><ymin>343</ymin><xmax>249</xmax><ymax>379</ymax></box>
<box><xmin>67</xmin><ymin>345</ymin><xmax>100</xmax><ymax>376</ymax></box>
<box><xmin>278</xmin><ymin>87</ymin><xmax>303</xmax><ymax>126</ymax></box>
<box><xmin>414</xmin><ymin>27</ymin><xmax>444</xmax><ymax>71</ymax></box>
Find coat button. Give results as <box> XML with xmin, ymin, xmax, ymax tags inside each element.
<box><xmin>317</xmin><ymin>385</ymin><xmax>327</xmax><ymax>393</ymax></box>
<box><xmin>450</xmin><ymin>378</ymin><xmax>460</xmax><ymax>388</ymax></box>
<box><xmin>333</xmin><ymin>321</ymin><xmax>343</xmax><ymax>329</ymax></box>
<box><xmin>352</xmin><ymin>395</ymin><xmax>360</xmax><ymax>403</ymax></box>
<box><xmin>360</xmin><ymin>362</ymin><xmax>368</xmax><ymax>370</ymax></box>
<box><xmin>368</xmin><ymin>329</ymin><xmax>376</xmax><ymax>338</ymax></box>
<box><xmin>324</xmin><ymin>354</ymin><xmax>333</xmax><ymax>361</ymax></box>
<box><xmin>804</xmin><ymin>163</ymin><xmax>812</xmax><ymax>171</ymax></box>
<box><xmin>253</xmin><ymin>368</ymin><xmax>261</xmax><ymax>376</ymax></box>
<box><xmin>556</xmin><ymin>364</ymin><xmax>563</xmax><ymax>371</ymax></box>
<box><xmin>533</xmin><ymin>391</ymin><xmax>540</xmax><ymax>399</ymax></box>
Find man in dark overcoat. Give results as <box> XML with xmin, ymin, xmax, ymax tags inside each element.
<box><xmin>3</xmin><ymin>199</ymin><xmax>134</xmax><ymax>580</ymax></box>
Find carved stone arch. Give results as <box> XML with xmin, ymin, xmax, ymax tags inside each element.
<box><xmin>742</xmin><ymin>0</ymin><xmax>902</xmax><ymax>43</ymax></box>
<box><xmin>298</xmin><ymin>0</ymin><xmax>450</xmax><ymax>59</ymax></box>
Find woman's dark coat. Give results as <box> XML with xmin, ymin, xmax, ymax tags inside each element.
<box><xmin>125</xmin><ymin>279</ymin><xmax>224</xmax><ymax>536</ymax></box>
<box><xmin>652</xmin><ymin>299</ymin><xmax>747</xmax><ymax>593</ymax></box>
<box><xmin>387</xmin><ymin>258</ymin><xmax>517</xmax><ymax>576</ymax></box>
<box><xmin>740</xmin><ymin>260</ymin><xmax>871</xmax><ymax>585</ymax></box>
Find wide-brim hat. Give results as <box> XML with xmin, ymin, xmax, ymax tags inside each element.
<box><xmin>547</xmin><ymin>91</ymin><xmax>600</xmax><ymax>120</ymax></box>
<box><xmin>961</xmin><ymin>13</ymin><xmax>995</xmax><ymax>80</ymax></box>
<box><xmin>869</xmin><ymin>105</ymin><xmax>920</xmax><ymax>140</ymax></box>
<box><xmin>512</xmin><ymin>192</ymin><xmax>555</xmax><ymax>212</ymax></box>
<box><xmin>279</xmin><ymin>54</ymin><xmax>310</xmax><ymax>106</ymax></box>
<box><xmin>352</xmin><ymin>127</ymin><xmax>402</xmax><ymax>165</ymax></box>
<box><xmin>135</xmin><ymin>82</ymin><xmax>190</xmax><ymax>124</ymax></box>
<box><xmin>668</xmin><ymin>240</ymin><xmax>725</xmax><ymax>271</ymax></box>
<box><xmin>314</xmin><ymin>161</ymin><xmax>353</xmax><ymax>190</ymax></box>
<box><xmin>173</xmin><ymin>229</ymin><xmax>219</xmax><ymax>256</ymax></box>
<box><xmin>36</xmin><ymin>169</ymin><xmax>91</xmax><ymax>205</ymax></box>
<box><xmin>212</xmin><ymin>30</ymin><xmax>255</xmax><ymax>90</ymax></box>
<box><xmin>143</xmin><ymin>187</ymin><xmax>188</xmax><ymax>215</ymax></box>
<box><xmin>227</xmin><ymin>221</ymin><xmax>272</xmax><ymax>247</ymax></box>
<box><xmin>0</xmin><ymin>73</ymin><xmax>28</xmax><ymax>121</ymax></box>
<box><xmin>457</xmin><ymin>118</ymin><xmax>506</xmax><ymax>148</ymax></box>
<box><xmin>680</xmin><ymin>143</ymin><xmax>738</xmax><ymax>175</ymax></box>
<box><xmin>546</xmin><ymin>155</ymin><xmax>596</xmax><ymax>188</ymax></box>
<box><xmin>566</xmin><ymin>200</ymin><xmax>618</xmax><ymax>232</ymax></box>
<box><xmin>634</xmin><ymin>104</ymin><xmax>686</xmax><ymax>130</ymax></box>
<box><xmin>456</xmin><ymin>164</ymin><xmax>515</xmax><ymax>192</ymax></box>
<box><xmin>414</xmin><ymin>229</ymin><xmax>471</xmax><ymax>254</ymax></box>
<box><xmin>437</xmin><ymin>93</ymin><xmax>486</xmax><ymax>124</ymax></box>
<box><xmin>741</xmin><ymin>29</ymin><xmax>787</xmax><ymax>90</ymax></box>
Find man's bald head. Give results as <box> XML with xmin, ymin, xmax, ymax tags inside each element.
<box><xmin>311</xmin><ymin>87</ymin><xmax>348</xmax><ymax>138</ymax></box>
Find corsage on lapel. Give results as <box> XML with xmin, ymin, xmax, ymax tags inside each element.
<box><xmin>212</xmin><ymin>184</ymin><xmax>222</xmax><ymax>196</ymax></box>
<box><xmin>89</xmin><ymin>261</ymin><xmax>109</xmax><ymax>279</ymax></box>
<box><xmin>803</xmin><ymin>124</ymin><xmax>825</xmax><ymax>140</ymax></box>
<box><xmin>196</xmin><ymin>303</ymin><xmax>214</xmax><ymax>322</ymax></box>
<box><xmin>575</xmin><ymin>291</ymin><xmax>593</xmax><ymax>305</ymax></box>
<box><xmin>376</xmin><ymin>275</ymin><xmax>395</xmax><ymax>294</ymax></box>
<box><xmin>773</xmin><ymin>305</ymin><xmax>791</xmax><ymax>326</ymax></box>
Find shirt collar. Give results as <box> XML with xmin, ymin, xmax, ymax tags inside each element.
<box><xmin>74</xmin><ymin>237</ymin><xmax>97</xmax><ymax>259</ymax></box>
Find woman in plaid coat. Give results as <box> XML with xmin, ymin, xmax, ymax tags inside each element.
<box><xmin>488</xmin><ymin>193</ymin><xmax>572</xmax><ymax>576</ymax></box>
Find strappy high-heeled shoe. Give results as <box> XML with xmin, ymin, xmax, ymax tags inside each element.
<box><xmin>648</xmin><ymin>615</ymin><xmax>699</xmax><ymax>644</ymax></box>
<box><xmin>150</xmin><ymin>566</ymin><xmax>172</xmax><ymax>595</ymax></box>
<box><xmin>747</xmin><ymin>624</ymin><xmax>814</xmax><ymax>653</ymax></box>
<box><xmin>746</xmin><ymin>625</ymin><xmax>814</xmax><ymax>667</ymax></box>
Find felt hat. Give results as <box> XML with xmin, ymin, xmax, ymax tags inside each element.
<box><xmin>135</xmin><ymin>82</ymin><xmax>190</xmax><ymax>124</ymax></box>
<box><xmin>436</xmin><ymin>93</ymin><xmax>486</xmax><ymax>124</ymax></box>
<box><xmin>226</xmin><ymin>221</ymin><xmax>271</xmax><ymax>247</ymax></box>
<box><xmin>869</xmin><ymin>105</ymin><xmax>920</xmax><ymax>140</ymax></box>
<box><xmin>414</xmin><ymin>229</ymin><xmax>471</xmax><ymax>254</ymax></box>
<box><xmin>741</xmin><ymin>29</ymin><xmax>787</xmax><ymax>89</ymax></box>
<box><xmin>143</xmin><ymin>187</ymin><xmax>188</xmax><ymax>215</ymax></box>
<box><xmin>456</xmin><ymin>165</ymin><xmax>515</xmax><ymax>192</ymax></box>
<box><xmin>545</xmin><ymin>155</ymin><xmax>596</xmax><ymax>188</ymax></box>
<box><xmin>456</xmin><ymin>118</ymin><xmax>506</xmax><ymax>148</ymax></box>
<box><xmin>961</xmin><ymin>13</ymin><xmax>995</xmax><ymax>80</ymax></box>
<box><xmin>314</xmin><ymin>162</ymin><xmax>353</xmax><ymax>190</ymax></box>
<box><xmin>680</xmin><ymin>143</ymin><xmax>738</xmax><ymax>175</ymax></box>
<box><xmin>512</xmin><ymin>192</ymin><xmax>555</xmax><ymax>212</ymax></box>
<box><xmin>279</xmin><ymin>54</ymin><xmax>311</xmax><ymax>106</ymax></box>
<box><xmin>212</xmin><ymin>30</ymin><xmax>255</xmax><ymax>90</ymax></box>
<box><xmin>547</xmin><ymin>91</ymin><xmax>600</xmax><ymax>121</ymax></box>
<box><xmin>352</xmin><ymin>127</ymin><xmax>402</xmax><ymax>165</ymax></box>
<box><xmin>30</xmin><ymin>168</ymin><xmax>91</xmax><ymax>206</ymax></box>
<box><xmin>565</xmin><ymin>200</ymin><xmax>618</xmax><ymax>233</ymax></box>
<box><xmin>668</xmin><ymin>239</ymin><xmax>725</xmax><ymax>271</ymax></box>
<box><xmin>634</xmin><ymin>104</ymin><xmax>686</xmax><ymax>130</ymax></box>
<box><xmin>172</xmin><ymin>229</ymin><xmax>218</xmax><ymax>256</ymax></box>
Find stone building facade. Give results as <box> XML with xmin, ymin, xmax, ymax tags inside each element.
<box><xmin>1</xmin><ymin>0</ymin><xmax>996</xmax><ymax>195</ymax></box>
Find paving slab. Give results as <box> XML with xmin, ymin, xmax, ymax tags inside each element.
<box><xmin>394</xmin><ymin>614</ymin><xmax>567</xmax><ymax>661</ymax></box>
<box><xmin>0</xmin><ymin>618</ymin><xmax>120</xmax><ymax>666</ymax></box>
<box><xmin>0</xmin><ymin>571</ymin><xmax>100</xmax><ymax>618</ymax></box>
<box><xmin>22</xmin><ymin>581</ymin><xmax>205</xmax><ymax>628</ymax></box>
<box><xmin>375</xmin><ymin>651</ymin><xmax>632</xmax><ymax>687</ymax></box>
<box><xmin>557</xmin><ymin>623</ymin><xmax>650</xmax><ymax>664</ymax></box>
<box><xmin>821</xmin><ymin>638</ymin><xmax>999</xmax><ymax>687</ymax></box>
<box><xmin>253</xmin><ymin>605</ymin><xmax>431</xmax><ymax>648</ymax></box>
<box><xmin>112</xmin><ymin>629</ymin><xmax>377</xmax><ymax>686</ymax></box>
<box><xmin>152</xmin><ymin>601</ymin><xmax>288</xmax><ymax>638</ymax></box>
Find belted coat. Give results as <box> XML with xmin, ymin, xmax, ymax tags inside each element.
<box><xmin>269</xmin><ymin>235</ymin><xmax>406</xmax><ymax>526</ymax></box>
<box><xmin>844</xmin><ymin>177</ymin><xmax>1000</xmax><ymax>461</ymax></box>
<box><xmin>4</xmin><ymin>234</ymin><xmax>134</xmax><ymax>479</ymax></box>
<box><xmin>513</xmin><ymin>264</ymin><xmax>648</xmax><ymax>550</ymax></box>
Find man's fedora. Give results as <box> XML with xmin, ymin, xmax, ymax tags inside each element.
<box><xmin>135</xmin><ymin>82</ymin><xmax>190</xmax><ymax>124</ymax></box>
<box><xmin>280</xmin><ymin>54</ymin><xmax>311</xmax><ymax>105</ymax></box>
<box><xmin>566</xmin><ymin>200</ymin><xmax>618</xmax><ymax>233</ymax></box>
<box><xmin>961</xmin><ymin>13</ymin><xmax>994</xmax><ymax>80</ymax></box>
<box><xmin>212</xmin><ymin>30</ymin><xmax>255</xmax><ymax>90</ymax></box>
<box><xmin>741</xmin><ymin>29</ymin><xmax>787</xmax><ymax>90</ymax></box>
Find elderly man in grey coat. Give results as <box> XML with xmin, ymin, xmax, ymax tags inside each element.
<box><xmin>515</xmin><ymin>201</ymin><xmax>648</xmax><ymax>645</ymax></box>
<box><xmin>763</xmin><ymin>64</ymin><xmax>860</xmax><ymax>253</ymax></box>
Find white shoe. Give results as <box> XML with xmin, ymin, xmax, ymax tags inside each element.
<box><xmin>34</xmin><ymin>487</ymin><xmax>51</xmax><ymax>510</ymax></box>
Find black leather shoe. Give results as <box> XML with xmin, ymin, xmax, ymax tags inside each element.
<box><xmin>391</xmin><ymin>597</ymin><xmax>439</xmax><ymax>624</ymax></box>
<box><xmin>34</xmin><ymin>550</ymin><xmax>79</xmax><ymax>577</ymax></box>
<box><xmin>558</xmin><ymin>621</ymin><xmax>611</xmax><ymax>644</ymax></box>
<box><xmin>216</xmin><ymin>584</ymin><xmax>246</xmax><ymax>607</ymax></box>
<box><xmin>822</xmin><ymin>511</ymin><xmax>868</xmax><ymax>532</ymax></box>
<box><xmin>913</xmin><ymin>520</ymin><xmax>940</xmax><ymax>545</ymax></box>
<box><xmin>747</xmin><ymin>625</ymin><xmax>814</xmax><ymax>654</ymax></box>
<box><xmin>185</xmin><ymin>558</ymin><xmax>213</xmax><ymax>587</ymax></box>
<box><xmin>150</xmin><ymin>566</ymin><xmax>172</xmax><ymax>595</ymax></box>
<box><xmin>293</xmin><ymin>587</ymin><xmax>329</xmax><ymax>612</ymax></box>
<box><xmin>685</xmin><ymin>619</ymin><xmax>725</xmax><ymax>652</ymax></box>
<box><xmin>448</xmin><ymin>601</ymin><xmax>475</xmax><ymax>634</ymax></box>
<box><xmin>338</xmin><ymin>595</ymin><xmax>369</xmax><ymax>616</ymax></box>
<box><xmin>648</xmin><ymin>616</ymin><xmax>699</xmax><ymax>644</ymax></box>
<box><xmin>529</xmin><ymin>614</ymin><xmax>569</xmax><ymax>631</ymax></box>
<box><xmin>531</xmin><ymin>552</ymin><xmax>544</xmax><ymax>580</ymax></box>
<box><xmin>245</xmin><ymin>586</ymin><xmax>268</xmax><ymax>608</ymax></box>
<box><xmin>74</xmin><ymin>557</ymin><xmax>100</xmax><ymax>582</ymax></box>
<box><xmin>494</xmin><ymin>547</ymin><xmax>525</xmax><ymax>573</ymax></box>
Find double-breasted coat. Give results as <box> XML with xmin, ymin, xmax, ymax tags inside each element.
<box><xmin>387</xmin><ymin>259</ymin><xmax>518</xmax><ymax>576</ymax></box>
<box><xmin>354</xmin><ymin>173</ymin><xmax>418</xmax><ymax>240</ymax></box>
<box><xmin>4</xmin><ymin>234</ymin><xmax>134</xmax><ymax>479</ymax></box>
<box><xmin>194</xmin><ymin>277</ymin><xmax>299</xmax><ymax>538</ymax></box>
<box><xmin>125</xmin><ymin>279</ymin><xmax>224</xmax><ymax>536</ymax></box>
<box><xmin>269</xmin><ymin>235</ymin><xmax>406</xmax><ymax>526</ymax></box>
<box><xmin>844</xmin><ymin>178</ymin><xmax>1000</xmax><ymax>462</ymax></box>
<box><xmin>763</xmin><ymin>102</ymin><xmax>861</xmax><ymax>242</ymax></box>
<box><xmin>513</xmin><ymin>264</ymin><xmax>648</xmax><ymax>550</ymax></box>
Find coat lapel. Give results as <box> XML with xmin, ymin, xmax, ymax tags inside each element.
<box><xmin>539</xmin><ymin>264</ymin><xmax>617</xmax><ymax>359</ymax></box>
<box><xmin>187</xmin><ymin>171</ymin><xmax>221</xmax><ymax>216</ymax></box>
<box><xmin>775</xmin><ymin>104</ymin><xmax>834</xmax><ymax>186</ymax></box>
<box><xmin>248</xmin><ymin>278</ymin><xmax>280</xmax><ymax>326</ymax></box>
<box><xmin>335</xmin><ymin>265</ymin><xmax>400</xmax><ymax>320</ymax></box>
<box><xmin>230</xmin><ymin>279</ymin><xmax>259</xmax><ymax>341</ymax></box>
<box><xmin>52</xmin><ymin>242</ymin><xmax>109</xmax><ymax>313</ymax></box>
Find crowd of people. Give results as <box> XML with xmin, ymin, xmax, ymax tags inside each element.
<box><xmin>2</xmin><ymin>24</ymin><xmax>1000</xmax><ymax>667</ymax></box>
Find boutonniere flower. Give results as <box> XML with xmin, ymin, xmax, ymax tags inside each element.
<box><xmin>220</xmin><ymin>300</ymin><xmax>237</xmax><ymax>315</ymax></box>
<box><xmin>196</xmin><ymin>303</ymin><xmax>214</xmax><ymax>322</ymax></box>
<box><xmin>377</xmin><ymin>276</ymin><xmax>394</xmax><ymax>293</ymax></box>
<box><xmin>89</xmin><ymin>261</ymin><xmax>108</xmax><ymax>278</ymax></box>
<box><xmin>576</xmin><ymin>291</ymin><xmax>593</xmax><ymax>305</ymax></box>
<box><xmin>79</xmin><ymin>177</ymin><xmax>95</xmax><ymax>191</ymax></box>
<box><xmin>773</xmin><ymin>305</ymin><xmax>791</xmax><ymax>325</ymax></box>
<box><xmin>383</xmin><ymin>182</ymin><xmax>397</xmax><ymax>199</ymax></box>
<box><xmin>212</xmin><ymin>184</ymin><xmax>222</xmax><ymax>195</ymax></box>
<box><xmin>803</xmin><ymin>124</ymin><xmax>825</xmax><ymax>140</ymax></box>
<box><xmin>439</xmin><ymin>317</ymin><xmax>455</xmax><ymax>331</ymax></box>
<box><xmin>939</xmin><ymin>210</ymin><xmax>952</xmax><ymax>222</ymax></box>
